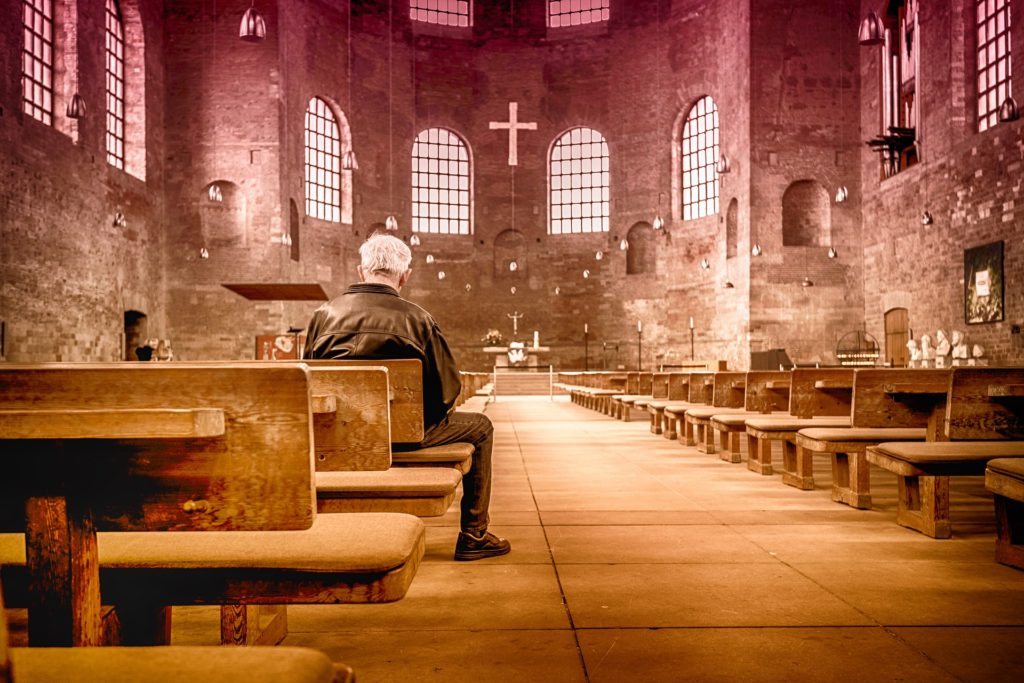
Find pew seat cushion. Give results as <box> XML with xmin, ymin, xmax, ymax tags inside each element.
<box><xmin>712</xmin><ymin>413</ymin><xmax>769</xmax><ymax>428</ymax></box>
<box><xmin>685</xmin><ymin>407</ymin><xmax>747</xmax><ymax>421</ymax></box>
<box><xmin>796</xmin><ymin>427</ymin><xmax>926</xmax><ymax>450</ymax></box>
<box><xmin>316</xmin><ymin>469</ymin><xmax>462</xmax><ymax>498</ymax></box>
<box><xmin>867</xmin><ymin>441</ymin><xmax>1024</xmax><ymax>477</ymax></box>
<box><xmin>0</xmin><ymin>513</ymin><xmax>424</xmax><ymax>574</ymax></box>
<box><xmin>647</xmin><ymin>400</ymin><xmax>673</xmax><ymax>410</ymax></box>
<box><xmin>986</xmin><ymin>458</ymin><xmax>1024</xmax><ymax>502</ymax></box>
<box><xmin>621</xmin><ymin>395</ymin><xmax>653</xmax><ymax>406</ymax></box>
<box><xmin>10</xmin><ymin>646</ymin><xmax>346</xmax><ymax>683</ymax></box>
<box><xmin>392</xmin><ymin>442</ymin><xmax>474</xmax><ymax>474</ymax></box>
<box><xmin>664</xmin><ymin>403</ymin><xmax>699</xmax><ymax>416</ymax></box>
<box><xmin>746</xmin><ymin>416</ymin><xmax>851</xmax><ymax>435</ymax></box>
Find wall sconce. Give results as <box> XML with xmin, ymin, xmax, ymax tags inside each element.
<box><xmin>619</xmin><ymin>239</ymin><xmax>629</xmax><ymax>251</ymax></box>
<box><xmin>827</xmin><ymin>246</ymin><xmax>839</xmax><ymax>259</ymax></box>
<box><xmin>464</xmin><ymin>283</ymin><xmax>472</xmax><ymax>292</ymax></box>
<box><xmin>207</xmin><ymin>184</ymin><xmax>223</xmax><ymax>202</ymax></box>
<box><xmin>66</xmin><ymin>93</ymin><xmax>86</xmax><ymax>119</ymax></box>
<box><xmin>425</xmin><ymin>254</ymin><xmax>435</xmax><ymax>264</ymax></box>
<box><xmin>437</xmin><ymin>271</ymin><xmax>446</xmax><ymax>280</ymax></box>
<box><xmin>858</xmin><ymin>11</ymin><xmax>884</xmax><ymax>46</ymax></box>
<box><xmin>385</xmin><ymin>215</ymin><xmax>399</xmax><ymax>231</ymax></box>
<box><xmin>113</xmin><ymin>211</ymin><xmax>127</xmax><ymax>228</ymax></box>
<box><xmin>834</xmin><ymin>186</ymin><xmax>848</xmax><ymax>203</ymax></box>
<box><xmin>409</xmin><ymin>234</ymin><xmax>421</xmax><ymax>246</ymax></box>
<box><xmin>715</xmin><ymin>154</ymin><xmax>732</xmax><ymax>174</ymax></box>
<box><xmin>509</xmin><ymin>260</ymin><xmax>519</xmax><ymax>272</ymax></box>
<box><xmin>342</xmin><ymin>149</ymin><xmax>359</xmax><ymax>171</ymax></box>
<box><xmin>239</xmin><ymin>2</ymin><xmax>267</xmax><ymax>42</ymax></box>
<box><xmin>921</xmin><ymin>211</ymin><xmax>934</xmax><ymax>226</ymax></box>
<box><xmin>582</xmin><ymin>270</ymin><xmax>591</xmax><ymax>279</ymax></box>
<box><xmin>199</xmin><ymin>247</ymin><xmax>210</xmax><ymax>259</ymax></box>
<box><xmin>751</xmin><ymin>243</ymin><xmax>763</xmax><ymax>257</ymax></box>
<box><xmin>700</xmin><ymin>258</ymin><xmax>711</xmax><ymax>270</ymax></box>
<box><xmin>652</xmin><ymin>214</ymin><xmax>665</xmax><ymax>230</ymax></box>
<box><xmin>595</xmin><ymin>250</ymin><xmax>604</xmax><ymax>261</ymax></box>
<box><xmin>721</xmin><ymin>280</ymin><xmax>735</xmax><ymax>289</ymax></box>
<box><xmin>801</xmin><ymin>276</ymin><xmax>814</xmax><ymax>287</ymax></box>
<box><xmin>999</xmin><ymin>96</ymin><xmax>1020</xmax><ymax>123</ymax></box>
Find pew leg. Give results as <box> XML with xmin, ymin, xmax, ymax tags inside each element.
<box><xmin>221</xmin><ymin>604</ymin><xmax>289</xmax><ymax>646</ymax></box>
<box><xmin>747</xmin><ymin>437</ymin><xmax>773</xmax><ymax>475</ymax></box>
<box><xmin>684</xmin><ymin>419</ymin><xmax>696</xmax><ymax>447</ymax></box>
<box><xmin>830</xmin><ymin>451</ymin><xmax>872</xmax><ymax>509</ymax></box>
<box><xmin>896</xmin><ymin>475</ymin><xmax>952</xmax><ymax>539</ymax></box>
<box><xmin>664</xmin><ymin>413</ymin><xmax>677</xmax><ymax>440</ymax></box>
<box><xmin>622</xmin><ymin>403</ymin><xmax>632</xmax><ymax>422</ymax></box>
<box><xmin>701</xmin><ymin>422</ymin><xmax>716</xmax><ymax>455</ymax></box>
<box><xmin>782</xmin><ymin>443</ymin><xmax>815</xmax><ymax>490</ymax></box>
<box><xmin>694</xmin><ymin>421</ymin><xmax>707</xmax><ymax>453</ymax></box>
<box><xmin>108</xmin><ymin>603</ymin><xmax>172</xmax><ymax>646</ymax></box>
<box><xmin>994</xmin><ymin>496</ymin><xmax>1024</xmax><ymax>569</ymax></box>
<box><xmin>720</xmin><ymin>430</ymin><xmax>743</xmax><ymax>463</ymax></box>
<box><xmin>650</xmin><ymin>409</ymin><xmax>662</xmax><ymax>435</ymax></box>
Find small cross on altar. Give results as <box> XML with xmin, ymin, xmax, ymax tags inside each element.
<box><xmin>489</xmin><ymin>102</ymin><xmax>537</xmax><ymax>166</ymax></box>
<box><xmin>507</xmin><ymin>311</ymin><xmax>524</xmax><ymax>336</ymax></box>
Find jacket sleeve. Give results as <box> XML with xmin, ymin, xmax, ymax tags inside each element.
<box><xmin>302</xmin><ymin>309</ymin><xmax>324</xmax><ymax>359</ymax></box>
<box><xmin>422</xmin><ymin>321</ymin><xmax>463</xmax><ymax>426</ymax></box>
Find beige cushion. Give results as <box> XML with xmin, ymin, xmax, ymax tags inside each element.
<box><xmin>712</xmin><ymin>413</ymin><xmax>767</xmax><ymax>427</ymax></box>
<box><xmin>316</xmin><ymin>469</ymin><xmax>461</xmax><ymax>497</ymax></box>
<box><xmin>10</xmin><ymin>646</ymin><xmax>340</xmax><ymax>683</ymax></box>
<box><xmin>0</xmin><ymin>513</ymin><xmax>424</xmax><ymax>574</ymax></box>
<box><xmin>988</xmin><ymin>457</ymin><xmax>1024</xmax><ymax>480</ymax></box>
<box><xmin>746</xmin><ymin>416</ymin><xmax>851</xmax><ymax>432</ymax></box>
<box><xmin>392</xmin><ymin>442</ymin><xmax>473</xmax><ymax>464</ymax></box>
<box><xmin>621</xmin><ymin>395</ymin><xmax>653</xmax><ymax>406</ymax></box>
<box><xmin>686</xmin><ymin>407</ymin><xmax>746</xmax><ymax>420</ymax></box>
<box><xmin>664</xmin><ymin>403</ymin><xmax>699</xmax><ymax>416</ymax></box>
<box><xmin>647</xmin><ymin>400</ymin><xmax>672</xmax><ymax>409</ymax></box>
<box><xmin>870</xmin><ymin>441</ymin><xmax>1024</xmax><ymax>465</ymax></box>
<box><xmin>797</xmin><ymin>427</ymin><xmax>926</xmax><ymax>443</ymax></box>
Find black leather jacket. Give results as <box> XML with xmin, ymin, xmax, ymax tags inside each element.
<box><xmin>303</xmin><ymin>283</ymin><xmax>462</xmax><ymax>432</ymax></box>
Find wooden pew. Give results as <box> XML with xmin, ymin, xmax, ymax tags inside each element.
<box><xmin>610</xmin><ymin>372</ymin><xmax>654</xmax><ymax>422</ymax></box>
<box><xmin>648</xmin><ymin>373</ymin><xmax>694</xmax><ymax>440</ymax></box>
<box><xmin>795</xmin><ymin>369</ymin><xmax>945</xmax><ymax>510</ymax></box>
<box><xmin>1</xmin><ymin>575</ymin><xmax>354</xmax><ymax>683</ymax></box>
<box><xmin>866</xmin><ymin>368</ymin><xmax>1024</xmax><ymax>538</ymax></box>
<box><xmin>0</xmin><ymin>364</ymin><xmax>425</xmax><ymax>648</ymax></box>
<box><xmin>663</xmin><ymin>373</ymin><xmax>713</xmax><ymax>445</ymax></box>
<box><xmin>986</xmin><ymin>458</ymin><xmax>1024</xmax><ymax>569</ymax></box>
<box><xmin>683</xmin><ymin>372</ymin><xmax>747</xmax><ymax>454</ymax></box>
<box><xmin>774</xmin><ymin>368</ymin><xmax>855</xmax><ymax>487</ymax></box>
<box><xmin>708</xmin><ymin>370</ymin><xmax>799</xmax><ymax>464</ymax></box>
<box><xmin>644</xmin><ymin>373</ymin><xmax>671</xmax><ymax>434</ymax></box>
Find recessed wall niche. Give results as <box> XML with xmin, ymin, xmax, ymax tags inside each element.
<box><xmin>199</xmin><ymin>181</ymin><xmax>247</xmax><ymax>248</ymax></box>
<box><xmin>626</xmin><ymin>222</ymin><xmax>656</xmax><ymax>275</ymax></box>
<box><xmin>782</xmin><ymin>180</ymin><xmax>831</xmax><ymax>247</ymax></box>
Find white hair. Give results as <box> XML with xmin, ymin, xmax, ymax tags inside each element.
<box><xmin>359</xmin><ymin>233</ymin><xmax>412</xmax><ymax>277</ymax></box>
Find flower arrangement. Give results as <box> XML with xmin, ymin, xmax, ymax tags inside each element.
<box><xmin>481</xmin><ymin>329</ymin><xmax>505</xmax><ymax>346</ymax></box>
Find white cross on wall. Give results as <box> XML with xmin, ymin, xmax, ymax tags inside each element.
<box><xmin>489</xmin><ymin>102</ymin><xmax>537</xmax><ymax>167</ymax></box>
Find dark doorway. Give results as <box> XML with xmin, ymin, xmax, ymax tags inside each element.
<box><xmin>124</xmin><ymin>310</ymin><xmax>147</xmax><ymax>361</ymax></box>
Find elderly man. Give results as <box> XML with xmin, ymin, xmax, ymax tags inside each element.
<box><xmin>303</xmin><ymin>234</ymin><xmax>511</xmax><ymax>561</ymax></box>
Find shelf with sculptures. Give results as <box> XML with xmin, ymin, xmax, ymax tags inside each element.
<box><xmin>906</xmin><ymin>329</ymin><xmax>985</xmax><ymax>368</ymax></box>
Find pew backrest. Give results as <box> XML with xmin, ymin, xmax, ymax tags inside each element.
<box><xmin>303</xmin><ymin>359</ymin><xmax>424</xmax><ymax>443</ymax></box>
<box><xmin>744</xmin><ymin>371</ymin><xmax>791</xmax><ymax>413</ymax></box>
<box><xmin>711</xmin><ymin>372</ymin><xmax>747</xmax><ymax>408</ymax></box>
<box><xmin>307</xmin><ymin>366</ymin><xmax>392</xmax><ymax>471</ymax></box>
<box><xmin>638</xmin><ymin>373</ymin><xmax>654</xmax><ymax>395</ymax></box>
<box><xmin>946</xmin><ymin>367</ymin><xmax>1024</xmax><ymax>440</ymax></box>
<box><xmin>689</xmin><ymin>372</ymin><xmax>714</xmax><ymax>404</ymax></box>
<box><xmin>667</xmin><ymin>373</ymin><xmax>691</xmax><ymax>400</ymax></box>
<box><xmin>626</xmin><ymin>373</ymin><xmax>640</xmax><ymax>394</ymax></box>
<box><xmin>789</xmin><ymin>368</ymin><xmax>855</xmax><ymax>418</ymax></box>
<box><xmin>651</xmin><ymin>373</ymin><xmax>670</xmax><ymax>399</ymax></box>
<box><xmin>851</xmin><ymin>368</ymin><xmax>951</xmax><ymax>437</ymax></box>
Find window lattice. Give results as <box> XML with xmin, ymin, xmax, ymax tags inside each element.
<box><xmin>977</xmin><ymin>0</ymin><xmax>1012</xmax><ymax>132</ymax></box>
<box><xmin>548</xmin><ymin>0</ymin><xmax>609</xmax><ymax>28</ymax></box>
<box><xmin>412</xmin><ymin>128</ymin><xmax>472</xmax><ymax>235</ymax></box>
<box><xmin>22</xmin><ymin>0</ymin><xmax>54</xmax><ymax>125</ymax></box>
<box><xmin>105</xmin><ymin>0</ymin><xmax>126</xmax><ymax>169</ymax></box>
<box><xmin>304</xmin><ymin>98</ymin><xmax>341</xmax><ymax>223</ymax></box>
<box><xmin>410</xmin><ymin>0</ymin><xmax>471</xmax><ymax>27</ymax></box>
<box><xmin>681</xmin><ymin>96</ymin><xmax>720</xmax><ymax>221</ymax></box>
<box><xmin>549</xmin><ymin>127</ymin><xmax>610</xmax><ymax>235</ymax></box>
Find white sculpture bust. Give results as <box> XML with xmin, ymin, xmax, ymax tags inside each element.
<box><xmin>906</xmin><ymin>339</ymin><xmax>920</xmax><ymax>367</ymax></box>
<box><xmin>935</xmin><ymin>329</ymin><xmax>951</xmax><ymax>356</ymax></box>
<box><xmin>919</xmin><ymin>334</ymin><xmax>933</xmax><ymax>361</ymax></box>
<box><xmin>951</xmin><ymin>330</ymin><xmax>968</xmax><ymax>361</ymax></box>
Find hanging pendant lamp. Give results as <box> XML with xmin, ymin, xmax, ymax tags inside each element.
<box><xmin>239</xmin><ymin>2</ymin><xmax>266</xmax><ymax>42</ymax></box>
<box><xmin>858</xmin><ymin>11</ymin><xmax>884</xmax><ymax>46</ymax></box>
<box><xmin>409</xmin><ymin>234</ymin><xmax>421</xmax><ymax>246</ymax></box>
<box><xmin>66</xmin><ymin>93</ymin><xmax>86</xmax><ymax>119</ymax></box>
<box><xmin>342</xmin><ymin>149</ymin><xmax>359</xmax><ymax>171</ymax></box>
<box><xmin>652</xmin><ymin>215</ymin><xmax>665</xmax><ymax>231</ymax></box>
<box><xmin>385</xmin><ymin>215</ymin><xmax>398</xmax><ymax>231</ymax></box>
<box><xmin>999</xmin><ymin>96</ymin><xmax>1020</xmax><ymax>123</ymax></box>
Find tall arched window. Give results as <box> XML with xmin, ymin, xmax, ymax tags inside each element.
<box><xmin>105</xmin><ymin>0</ymin><xmax>126</xmax><ymax>169</ymax></box>
<box><xmin>412</xmin><ymin>128</ymin><xmax>472</xmax><ymax>235</ymax></box>
<box><xmin>548</xmin><ymin>0</ymin><xmax>609</xmax><ymax>27</ymax></box>
<box><xmin>304</xmin><ymin>97</ymin><xmax>342</xmax><ymax>223</ymax></box>
<box><xmin>549</xmin><ymin>127</ymin><xmax>610</xmax><ymax>235</ymax></box>
<box><xmin>22</xmin><ymin>0</ymin><xmax>55</xmax><ymax>126</ymax></box>
<box><xmin>681</xmin><ymin>96</ymin><xmax>720</xmax><ymax>221</ymax></box>
<box><xmin>410</xmin><ymin>0</ymin><xmax>471</xmax><ymax>27</ymax></box>
<box><xmin>977</xmin><ymin>0</ymin><xmax>1012</xmax><ymax>132</ymax></box>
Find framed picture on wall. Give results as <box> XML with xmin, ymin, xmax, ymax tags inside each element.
<box><xmin>964</xmin><ymin>240</ymin><xmax>1005</xmax><ymax>325</ymax></box>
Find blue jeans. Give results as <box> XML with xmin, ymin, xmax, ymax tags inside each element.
<box><xmin>417</xmin><ymin>411</ymin><xmax>494</xmax><ymax>534</ymax></box>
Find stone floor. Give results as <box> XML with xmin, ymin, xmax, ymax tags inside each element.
<box><xmin>170</xmin><ymin>397</ymin><xmax>1024</xmax><ymax>682</ymax></box>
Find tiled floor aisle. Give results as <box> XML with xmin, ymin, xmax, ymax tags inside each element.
<box><xmin>174</xmin><ymin>397</ymin><xmax>1024</xmax><ymax>682</ymax></box>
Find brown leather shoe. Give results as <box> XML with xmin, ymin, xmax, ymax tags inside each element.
<box><xmin>454</xmin><ymin>530</ymin><xmax>511</xmax><ymax>561</ymax></box>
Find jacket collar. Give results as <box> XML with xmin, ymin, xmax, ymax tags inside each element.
<box><xmin>344</xmin><ymin>282</ymin><xmax>401</xmax><ymax>297</ymax></box>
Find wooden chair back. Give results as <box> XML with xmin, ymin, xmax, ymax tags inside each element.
<box><xmin>303</xmin><ymin>359</ymin><xmax>424</xmax><ymax>443</ymax></box>
<box><xmin>744</xmin><ymin>371</ymin><xmax>792</xmax><ymax>413</ymax></box>
<box><xmin>851</xmin><ymin>368</ymin><xmax>951</xmax><ymax>439</ymax></box>
<box><xmin>0</xmin><ymin>363</ymin><xmax>316</xmax><ymax>533</ymax></box>
<box><xmin>667</xmin><ymin>373</ymin><xmax>691</xmax><ymax>400</ymax></box>
<box><xmin>626</xmin><ymin>373</ymin><xmax>640</xmax><ymax>394</ymax></box>
<box><xmin>946</xmin><ymin>368</ymin><xmax>1024</xmax><ymax>440</ymax></box>
<box><xmin>711</xmin><ymin>372</ymin><xmax>747</xmax><ymax>408</ymax></box>
<box><xmin>788</xmin><ymin>368</ymin><xmax>855</xmax><ymax>418</ymax></box>
<box><xmin>638</xmin><ymin>373</ymin><xmax>654</xmax><ymax>395</ymax></box>
<box><xmin>688</xmin><ymin>373</ymin><xmax>714</xmax><ymax>404</ymax></box>
<box><xmin>651</xmin><ymin>373</ymin><xmax>670</xmax><ymax>399</ymax></box>
<box><xmin>307</xmin><ymin>366</ymin><xmax>392</xmax><ymax>471</ymax></box>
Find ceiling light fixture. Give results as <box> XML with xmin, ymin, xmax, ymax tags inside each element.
<box><xmin>239</xmin><ymin>1</ymin><xmax>266</xmax><ymax>42</ymax></box>
<box><xmin>66</xmin><ymin>92</ymin><xmax>86</xmax><ymax>119</ymax></box>
<box><xmin>858</xmin><ymin>11</ymin><xmax>884</xmax><ymax>46</ymax></box>
<box><xmin>999</xmin><ymin>96</ymin><xmax>1020</xmax><ymax>123</ymax></box>
<box><xmin>751</xmin><ymin>243</ymin><xmax>763</xmax><ymax>257</ymax></box>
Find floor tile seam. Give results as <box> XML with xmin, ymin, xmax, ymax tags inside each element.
<box><xmin>876</xmin><ymin>625</ymin><xmax>970</xmax><ymax>683</ymax></box>
<box><xmin>506</xmin><ymin>413</ymin><xmax>592</xmax><ymax>682</ymax></box>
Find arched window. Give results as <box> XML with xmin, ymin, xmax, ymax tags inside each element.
<box><xmin>548</xmin><ymin>0</ymin><xmax>609</xmax><ymax>28</ymax></box>
<box><xmin>22</xmin><ymin>0</ymin><xmax>55</xmax><ymax>126</ymax></box>
<box><xmin>549</xmin><ymin>127</ymin><xmax>610</xmax><ymax>235</ymax></box>
<box><xmin>977</xmin><ymin>0</ymin><xmax>1012</xmax><ymax>132</ymax></box>
<box><xmin>412</xmin><ymin>128</ymin><xmax>472</xmax><ymax>235</ymax></box>
<box><xmin>410</xmin><ymin>0</ymin><xmax>471</xmax><ymax>27</ymax></box>
<box><xmin>681</xmin><ymin>96</ymin><xmax>720</xmax><ymax>221</ymax></box>
<box><xmin>782</xmin><ymin>180</ymin><xmax>831</xmax><ymax>247</ymax></box>
<box><xmin>105</xmin><ymin>0</ymin><xmax>126</xmax><ymax>169</ymax></box>
<box><xmin>304</xmin><ymin>97</ymin><xmax>342</xmax><ymax>223</ymax></box>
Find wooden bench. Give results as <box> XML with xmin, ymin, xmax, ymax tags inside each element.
<box><xmin>986</xmin><ymin>458</ymin><xmax>1024</xmax><ymax>569</ymax></box>
<box><xmin>1</xmin><ymin>574</ymin><xmax>354</xmax><ymax>683</ymax></box>
<box><xmin>643</xmin><ymin>373</ymin><xmax>670</xmax><ymax>434</ymax></box>
<box><xmin>866</xmin><ymin>368</ymin><xmax>1024</xmax><ymax>538</ymax></box>
<box><xmin>611</xmin><ymin>372</ymin><xmax>654</xmax><ymax>422</ymax></box>
<box><xmin>664</xmin><ymin>372</ymin><xmax>714</xmax><ymax>446</ymax></box>
<box><xmin>647</xmin><ymin>372</ymin><xmax>694</xmax><ymax>439</ymax></box>
<box><xmin>683</xmin><ymin>372</ymin><xmax>747</xmax><ymax>454</ymax></box>
<box><xmin>0</xmin><ymin>364</ymin><xmax>424</xmax><ymax>648</ymax></box>
<box><xmin>708</xmin><ymin>370</ymin><xmax>801</xmax><ymax>464</ymax></box>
